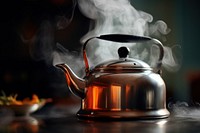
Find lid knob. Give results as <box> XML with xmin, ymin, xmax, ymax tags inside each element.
<box><xmin>118</xmin><ymin>46</ymin><xmax>130</xmax><ymax>58</ymax></box>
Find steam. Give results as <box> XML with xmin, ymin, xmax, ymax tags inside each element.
<box><xmin>52</xmin><ymin>43</ymin><xmax>84</xmax><ymax>76</ymax></box>
<box><xmin>78</xmin><ymin>0</ymin><xmax>154</xmax><ymax>41</ymax></box>
<box><xmin>21</xmin><ymin>0</ymin><xmax>181</xmax><ymax>77</ymax></box>
<box><xmin>162</xmin><ymin>45</ymin><xmax>182</xmax><ymax>72</ymax></box>
<box><xmin>56</xmin><ymin>0</ymin><xmax>77</xmax><ymax>30</ymax></box>
<box><xmin>168</xmin><ymin>101</ymin><xmax>200</xmax><ymax>119</ymax></box>
<box><xmin>77</xmin><ymin>0</ymin><xmax>180</xmax><ymax>72</ymax></box>
<box><xmin>29</xmin><ymin>22</ymin><xmax>84</xmax><ymax>76</ymax></box>
<box><xmin>28</xmin><ymin>21</ymin><xmax>54</xmax><ymax>65</ymax></box>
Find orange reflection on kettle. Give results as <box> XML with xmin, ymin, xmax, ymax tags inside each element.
<box><xmin>110</xmin><ymin>85</ymin><xmax>121</xmax><ymax>110</ymax></box>
<box><xmin>85</xmin><ymin>86</ymin><xmax>104</xmax><ymax>110</ymax></box>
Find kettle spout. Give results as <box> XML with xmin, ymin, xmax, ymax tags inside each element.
<box><xmin>56</xmin><ymin>64</ymin><xmax>85</xmax><ymax>98</ymax></box>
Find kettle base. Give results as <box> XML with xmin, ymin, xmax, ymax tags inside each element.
<box><xmin>77</xmin><ymin>109</ymin><xmax>170</xmax><ymax>120</ymax></box>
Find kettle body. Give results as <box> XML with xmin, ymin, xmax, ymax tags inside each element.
<box><xmin>57</xmin><ymin>34</ymin><xmax>170</xmax><ymax>119</ymax></box>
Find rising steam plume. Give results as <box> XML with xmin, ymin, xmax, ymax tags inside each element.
<box><xmin>22</xmin><ymin>0</ymin><xmax>181</xmax><ymax>77</ymax></box>
<box><xmin>77</xmin><ymin>0</ymin><xmax>180</xmax><ymax>72</ymax></box>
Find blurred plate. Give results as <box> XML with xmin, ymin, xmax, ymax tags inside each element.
<box><xmin>0</xmin><ymin>101</ymin><xmax>45</xmax><ymax>116</ymax></box>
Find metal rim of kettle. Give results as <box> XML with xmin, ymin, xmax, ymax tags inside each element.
<box><xmin>82</xmin><ymin>34</ymin><xmax>164</xmax><ymax>74</ymax></box>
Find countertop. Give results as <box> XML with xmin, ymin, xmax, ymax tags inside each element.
<box><xmin>1</xmin><ymin>99</ymin><xmax>200</xmax><ymax>133</ymax></box>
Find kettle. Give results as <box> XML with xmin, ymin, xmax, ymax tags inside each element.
<box><xmin>56</xmin><ymin>34</ymin><xmax>170</xmax><ymax>119</ymax></box>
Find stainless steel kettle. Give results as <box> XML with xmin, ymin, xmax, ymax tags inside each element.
<box><xmin>56</xmin><ymin>34</ymin><xmax>170</xmax><ymax>119</ymax></box>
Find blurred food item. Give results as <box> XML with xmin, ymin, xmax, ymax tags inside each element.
<box><xmin>0</xmin><ymin>90</ymin><xmax>52</xmax><ymax>106</ymax></box>
<box><xmin>0</xmin><ymin>90</ymin><xmax>52</xmax><ymax>116</ymax></box>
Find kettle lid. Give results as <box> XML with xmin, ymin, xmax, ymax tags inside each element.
<box><xmin>93</xmin><ymin>47</ymin><xmax>152</xmax><ymax>72</ymax></box>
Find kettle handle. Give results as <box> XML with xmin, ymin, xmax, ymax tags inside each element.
<box><xmin>83</xmin><ymin>34</ymin><xmax>164</xmax><ymax>74</ymax></box>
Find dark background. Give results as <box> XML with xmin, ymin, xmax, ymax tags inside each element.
<box><xmin>0</xmin><ymin>0</ymin><xmax>90</xmax><ymax>99</ymax></box>
<box><xmin>0</xmin><ymin>0</ymin><xmax>200</xmax><ymax>102</ymax></box>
